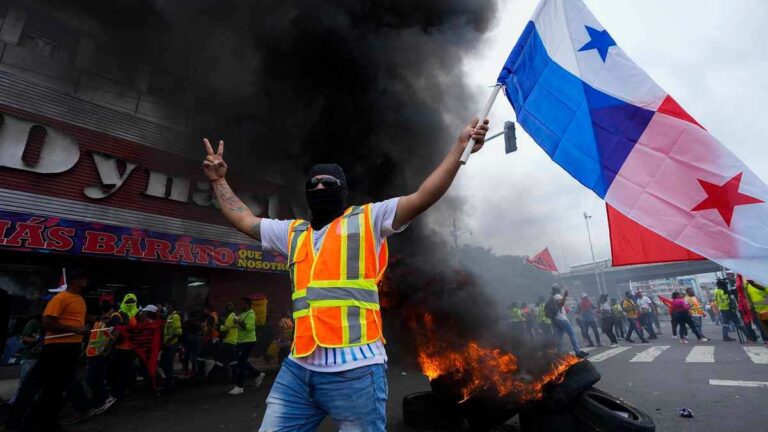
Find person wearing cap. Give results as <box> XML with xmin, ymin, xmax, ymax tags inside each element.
<box><xmin>38</xmin><ymin>269</ymin><xmax>88</xmax><ymax>430</ymax></box>
<box><xmin>202</xmin><ymin>117</ymin><xmax>489</xmax><ymax>430</ymax></box>
<box><xmin>577</xmin><ymin>293</ymin><xmax>601</xmax><ymax>347</ymax></box>
<box><xmin>139</xmin><ymin>304</ymin><xmax>160</xmax><ymax>322</ymax></box>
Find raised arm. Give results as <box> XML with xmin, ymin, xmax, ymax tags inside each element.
<box><xmin>202</xmin><ymin>138</ymin><xmax>262</xmax><ymax>240</ymax></box>
<box><xmin>392</xmin><ymin>118</ymin><xmax>489</xmax><ymax>230</ymax></box>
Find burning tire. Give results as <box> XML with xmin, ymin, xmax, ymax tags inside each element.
<box><xmin>462</xmin><ymin>399</ymin><xmax>518</xmax><ymax>432</ymax></box>
<box><xmin>571</xmin><ymin>387</ymin><xmax>655</xmax><ymax>432</ymax></box>
<box><xmin>402</xmin><ymin>391</ymin><xmax>464</xmax><ymax>430</ymax></box>
<box><xmin>522</xmin><ymin>359</ymin><xmax>601</xmax><ymax>413</ymax></box>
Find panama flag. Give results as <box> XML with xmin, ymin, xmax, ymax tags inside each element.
<box><xmin>498</xmin><ymin>0</ymin><xmax>768</xmax><ymax>282</ymax></box>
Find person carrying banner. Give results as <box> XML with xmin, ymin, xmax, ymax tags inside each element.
<box><xmin>202</xmin><ymin>116</ymin><xmax>489</xmax><ymax>430</ymax></box>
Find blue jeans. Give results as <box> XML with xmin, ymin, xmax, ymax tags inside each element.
<box><xmin>553</xmin><ymin>318</ymin><xmax>581</xmax><ymax>353</ymax></box>
<box><xmin>260</xmin><ymin>359</ymin><xmax>387</xmax><ymax>431</ymax></box>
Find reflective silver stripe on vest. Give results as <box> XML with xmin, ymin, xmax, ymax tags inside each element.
<box><xmin>306</xmin><ymin>286</ymin><xmax>379</xmax><ymax>304</ymax></box>
<box><xmin>346</xmin><ymin>208</ymin><xmax>361</xmax><ymax>280</ymax></box>
<box><xmin>347</xmin><ymin>306</ymin><xmax>362</xmax><ymax>344</ymax></box>
<box><xmin>293</xmin><ymin>296</ymin><xmax>309</xmax><ymax>311</ymax></box>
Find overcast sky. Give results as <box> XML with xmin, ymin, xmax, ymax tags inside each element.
<box><xmin>448</xmin><ymin>0</ymin><xmax>768</xmax><ymax>271</ymax></box>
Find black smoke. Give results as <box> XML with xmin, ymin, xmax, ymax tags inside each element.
<box><xmin>49</xmin><ymin>0</ymin><xmax>497</xmax><ymax>206</ymax></box>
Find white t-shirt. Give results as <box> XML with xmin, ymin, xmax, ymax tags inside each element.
<box><xmin>637</xmin><ymin>296</ymin><xmax>652</xmax><ymax>312</ymax></box>
<box><xmin>260</xmin><ymin>197</ymin><xmax>406</xmax><ymax>372</ymax></box>
<box><xmin>553</xmin><ymin>294</ymin><xmax>568</xmax><ymax>320</ymax></box>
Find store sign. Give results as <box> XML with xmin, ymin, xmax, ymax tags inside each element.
<box><xmin>0</xmin><ymin>209</ymin><xmax>287</xmax><ymax>273</ymax></box>
<box><xmin>0</xmin><ymin>110</ymin><xmax>288</xmax><ymax>219</ymax></box>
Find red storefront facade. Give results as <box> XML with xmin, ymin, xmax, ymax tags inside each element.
<box><xmin>0</xmin><ymin>66</ymin><xmax>294</xmax><ymax>319</ymax></box>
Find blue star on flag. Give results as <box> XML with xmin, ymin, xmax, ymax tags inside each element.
<box><xmin>578</xmin><ymin>26</ymin><xmax>616</xmax><ymax>62</ymax></box>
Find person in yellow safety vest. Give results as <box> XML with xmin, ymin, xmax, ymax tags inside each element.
<box><xmin>536</xmin><ymin>297</ymin><xmax>552</xmax><ymax>338</ymax></box>
<box><xmin>714</xmin><ymin>279</ymin><xmax>744</xmax><ymax>342</ymax></box>
<box><xmin>745</xmin><ymin>279</ymin><xmax>768</xmax><ymax>344</ymax></box>
<box><xmin>228</xmin><ymin>297</ymin><xmax>265</xmax><ymax>395</ymax></box>
<box><xmin>108</xmin><ymin>293</ymin><xmax>139</xmax><ymax>400</ymax></box>
<box><xmin>217</xmin><ymin>303</ymin><xmax>238</xmax><ymax>381</ymax></box>
<box><xmin>509</xmin><ymin>302</ymin><xmax>525</xmax><ymax>341</ymax></box>
<box><xmin>160</xmin><ymin>301</ymin><xmax>182</xmax><ymax>390</ymax></box>
<box><xmin>684</xmin><ymin>287</ymin><xmax>705</xmax><ymax>335</ymax></box>
<box><xmin>202</xmin><ymin>115</ymin><xmax>490</xmax><ymax>430</ymax></box>
<box><xmin>85</xmin><ymin>300</ymin><xmax>118</xmax><ymax>413</ymax></box>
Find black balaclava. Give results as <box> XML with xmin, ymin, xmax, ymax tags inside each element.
<box><xmin>306</xmin><ymin>163</ymin><xmax>348</xmax><ymax>230</ymax></box>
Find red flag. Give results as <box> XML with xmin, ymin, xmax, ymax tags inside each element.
<box><xmin>607</xmin><ymin>204</ymin><xmax>705</xmax><ymax>266</ymax></box>
<box><xmin>657</xmin><ymin>295</ymin><xmax>673</xmax><ymax>313</ymax></box>
<box><xmin>526</xmin><ymin>247</ymin><xmax>558</xmax><ymax>272</ymax></box>
<box><xmin>117</xmin><ymin>321</ymin><xmax>163</xmax><ymax>388</ymax></box>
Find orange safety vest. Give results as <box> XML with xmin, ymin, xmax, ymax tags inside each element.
<box><xmin>204</xmin><ymin>312</ymin><xmax>220</xmax><ymax>342</ymax></box>
<box><xmin>113</xmin><ymin>312</ymin><xmax>138</xmax><ymax>350</ymax></box>
<box><xmin>86</xmin><ymin>321</ymin><xmax>112</xmax><ymax>357</ymax></box>
<box><xmin>686</xmin><ymin>295</ymin><xmax>704</xmax><ymax>316</ymax></box>
<box><xmin>287</xmin><ymin>204</ymin><xmax>389</xmax><ymax>357</ymax></box>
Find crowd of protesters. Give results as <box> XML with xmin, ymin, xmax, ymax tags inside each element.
<box><xmin>1</xmin><ymin>269</ymin><xmax>291</xmax><ymax>432</ymax></box>
<box><xmin>509</xmin><ymin>277</ymin><xmax>768</xmax><ymax>356</ymax></box>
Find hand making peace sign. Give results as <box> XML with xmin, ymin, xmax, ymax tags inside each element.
<box><xmin>202</xmin><ymin>138</ymin><xmax>228</xmax><ymax>181</ymax></box>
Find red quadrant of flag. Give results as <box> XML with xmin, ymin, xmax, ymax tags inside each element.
<box><xmin>607</xmin><ymin>204</ymin><xmax>704</xmax><ymax>266</ymax></box>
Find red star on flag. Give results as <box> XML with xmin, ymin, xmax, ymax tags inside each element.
<box><xmin>691</xmin><ymin>172</ymin><xmax>763</xmax><ymax>226</ymax></box>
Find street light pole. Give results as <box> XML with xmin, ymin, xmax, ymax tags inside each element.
<box><xmin>583</xmin><ymin>212</ymin><xmax>603</xmax><ymax>295</ymax></box>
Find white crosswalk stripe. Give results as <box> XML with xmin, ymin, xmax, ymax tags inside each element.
<box><xmin>709</xmin><ymin>379</ymin><xmax>768</xmax><ymax>388</ymax></box>
<box><xmin>588</xmin><ymin>347</ymin><xmax>631</xmax><ymax>362</ymax></box>
<box><xmin>630</xmin><ymin>345</ymin><xmax>670</xmax><ymax>362</ymax></box>
<box><xmin>685</xmin><ymin>346</ymin><xmax>715</xmax><ymax>363</ymax></box>
<box><xmin>743</xmin><ymin>346</ymin><xmax>768</xmax><ymax>364</ymax></box>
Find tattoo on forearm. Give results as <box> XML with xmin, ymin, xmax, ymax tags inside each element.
<box><xmin>214</xmin><ymin>183</ymin><xmax>247</xmax><ymax>213</ymax></box>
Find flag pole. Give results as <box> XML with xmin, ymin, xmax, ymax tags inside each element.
<box><xmin>460</xmin><ymin>83</ymin><xmax>503</xmax><ymax>165</ymax></box>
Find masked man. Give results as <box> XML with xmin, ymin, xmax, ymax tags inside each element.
<box><xmin>202</xmin><ymin>118</ymin><xmax>488</xmax><ymax>431</ymax></box>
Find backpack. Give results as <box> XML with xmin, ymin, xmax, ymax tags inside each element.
<box><xmin>544</xmin><ymin>296</ymin><xmax>559</xmax><ymax>320</ymax></box>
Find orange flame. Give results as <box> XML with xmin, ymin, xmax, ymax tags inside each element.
<box><xmin>416</xmin><ymin>313</ymin><xmax>580</xmax><ymax>402</ymax></box>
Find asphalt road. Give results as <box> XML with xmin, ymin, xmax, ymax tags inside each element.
<box><xmin>64</xmin><ymin>321</ymin><xmax>766</xmax><ymax>432</ymax></box>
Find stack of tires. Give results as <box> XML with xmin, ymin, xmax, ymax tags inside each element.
<box><xmin>402</xmin><ymin>360</ymin><xmax>655</xmax><ymax>431</ymax></box>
